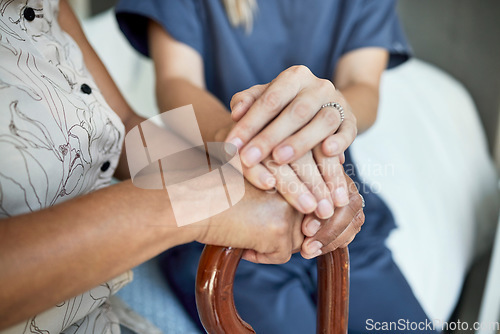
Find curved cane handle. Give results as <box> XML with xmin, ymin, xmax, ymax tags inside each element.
<box><xmin>195</xmin><ymin>246</ymin><xmax>255</xmax><ymax>334</ymax></box>
<box><xmin>196</xmin><ymin>246</ymin><xmax>349</xmax><ymax>334</ymax></box>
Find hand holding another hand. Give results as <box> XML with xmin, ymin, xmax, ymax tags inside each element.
<box><xmin>227</xmin><ymin>65</ymin><xmax>357</xmax><ymax>165</ymax></box>
<box><xmin>194</xmin><ymin>179</ymin><xmax>304</xmax><ymax>264</ymax></box>
<box><xmin>193</xmin><ymin>168</ymin><xmax>364</xmax><ymax>264</ymax></box>
<box><xmin>232</xmin><ymin>65</ymin><xmax>364</xmax><ymax>258</ymax></box>
<box><xmin>206</xmin><ymin>65</ymin><xmax>364</xmax><ymax>263</ymax></box>
<box><xmin>221</xmin><ymin>65</ymin><xmax>356</xmax><ymax>216</ymax></box>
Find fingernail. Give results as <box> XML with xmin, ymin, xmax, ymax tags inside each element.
<box><xmin>335</xmin><ymin>187</ymin><xmax>349</xmax><ymax>206</ymax></box>
<box><xmin>260</xmin><ymin>171</ymin><xmax>276</xmax><ymax>188</ymax></box>
<box><xmin>307</xmin><ymin>240</ymin><xmax>323</xmax><ymax>256</ymax></box>
<box><xmin>227</xmin><ymin>137</ymin><xmax>244</xmax><ymax>150</ymax></box>
<box><xmin>224</xmin><ymin>142</ymin><xmax>237</xmax><ymax>155</ymax></box>
<box><xmin>327</xmin><ymin>141</ymin><xmax>339</xmax><ymax>155</ymax></box>
<box><xmin>316</xmin><ymin>199</ymin><xmax>333</xmax><ymax>218</ymax></box>
<box><xmin>310</xmin><ymin>249</ymin><xmax>323</xmax><ymax>258</ymax></box>
<box><xmin>298</xmin><ymin>193</ymin><xmax>317</xmax><ymax>212</ymax></box>
<box><xmin>242</xmin><ymin>146</ymin><xmax>262</xmax><ymax>167</ymax></box>
<box><xmin>307</xmin><ymin>219</ymin><xmax>322</xmax><ymax>236</ymax></box>
<box><xmin>274</xmin><ymin>145</ymin><xmax>294</xmax><ymax>163</ymax></box>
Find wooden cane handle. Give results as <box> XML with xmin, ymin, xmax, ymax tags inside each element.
<box><xmin>317</xmin><ymin>248</ymin><xmax>350</xmax><ymax>334</ymax></box>
<box><xmin>196</xmin><ymin>246</ymin><xmax>349</xmax><ymax>334</ymax></box>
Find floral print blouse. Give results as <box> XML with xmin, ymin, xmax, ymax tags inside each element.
<box><xmin>0</xmin><ymin>0</ymin><xmax>132</xmax><ymax>333</ymax></box>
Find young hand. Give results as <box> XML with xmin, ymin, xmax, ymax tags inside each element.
<box><xmin>226</xmin><ymin>65</ymin><xmax>357</xmax><ymax>166</ymax></box>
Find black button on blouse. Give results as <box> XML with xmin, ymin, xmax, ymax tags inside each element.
<box><xmin>100</xmin><ymin>161</ymin><xmax>111</xmax><ymax>172</ymax></box>
<box><xmin>80</xmin><ymin>83</ymin><xmax>92</xmax><ymax>95</ymax></box>
<box><xmin>23</xmin><ymin>7</ymin><xmax>36</xmax><ymax>21</ymax></box>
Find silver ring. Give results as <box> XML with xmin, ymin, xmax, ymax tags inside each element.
<box><xmin>360</xmin><ymin>194</ymin><xmax>365</xmax><ymax>208</ymax></box>
<box><xmin>320</xmin><ymin>102</ymin><xmax>345</xmax><ymax>123</ymax></box>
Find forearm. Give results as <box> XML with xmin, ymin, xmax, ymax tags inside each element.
<box><xmin>339</xmin><ymin>82</ymin><xmax>380</xmax><ymax>134</ymax></box>
<box><xmin>148</xmin><ymin>20</ymin><xmax>234</xmax><ymax>144</ymax></box>
<box><xmin>155</xmin><ymin>77</ymin><xmax>234</xmax><ymax>143</ymax></box>
<box><xmin>333</xmin><ymin>48</ymin><xmax>388</xmax><ymax>135</ymax></box>
<box><xmin>0</xmin><ymin>181</ymin><xmax>194</xmax><ymax>329</ymax></box>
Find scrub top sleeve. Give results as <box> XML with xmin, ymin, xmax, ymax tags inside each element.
<box><xmin>116</xmin><ymin>0</ymin><xmax>204</xmax><ymax>58</ymax></box>
<box><xmin>342</xmin><ymin>0</ymin><xmax>411</xmax><ymax>68</ymax></box>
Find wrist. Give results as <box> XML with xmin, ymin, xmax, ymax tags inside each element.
<box><xmin>119</xmin><ymin>180</ymin><xmax>197</xmax><ymax>249</ymax></box>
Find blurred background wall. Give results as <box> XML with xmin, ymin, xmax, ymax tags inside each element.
<box><xmin>69</xmin><ymin>0</ymin><xmax>500</xmax><ymax>170</ymax></box>
<box><xmin>397</xmin><ymin>0</ymin><xmax>500</xmax><ymax>171</ymax></box>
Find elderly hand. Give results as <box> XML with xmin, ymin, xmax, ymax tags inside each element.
<box><xmin>301</xmin><ymin>170</ymin><xmax>365</xmax><ymax>259</ymax></box>
<box><xmin>195</xmin><ymin>179</ymin><xmax>304</xmax><ymax>264</ymax></box>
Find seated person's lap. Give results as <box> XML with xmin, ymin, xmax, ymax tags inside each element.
<box><xmin>159</xmin><ymin>152</ymin><xmax>433</xmax><ymax>334</ymax></box>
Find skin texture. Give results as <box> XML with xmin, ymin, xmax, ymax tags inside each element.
<box><xmin>147</xmin><ymin>22</ymin><xmax>345</xmax><ymax>219</ymax></box>
<box><xmin>0</xmin><ymin>1</ymin><xmax>304</xmax><ymax>329</ymax></box>
<box><xmin>0</xmin><ymin>1</ymin><xmax>369</xmax><ymax>329</ymax></box>
<box><xmin>0</xmin><ymin>177</ymin><xmax>305</xmax><ymax>329</ymax></box>
<box><xmin>228</xmin><ymin>48</ymin><xmax>388</xmax><ymax>160</ymax></box>
<box><xmin>147</xmin><ymin>21</ymin><xmax>372</xmax><ymax>257</ymax></box>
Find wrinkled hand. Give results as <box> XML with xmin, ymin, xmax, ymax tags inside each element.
<box><xmin>300</xmin><ymin>171</ymin><xmax>365</xmax><ymax>259</ymax></box>
<box><xmin>195</xmin><ymin>179</ymin><xmax>304</xmax><ymax>264</ymax></box>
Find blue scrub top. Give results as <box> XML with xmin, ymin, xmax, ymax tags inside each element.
<box><xmin>116</xmin><ymin>0</ymin><xmax>410</xmax><ymax>108</ymax></box>
<box><xmin>116</xmin><ymin>0</ymin><xmax>411</xmax><ymax>243</ymax></box>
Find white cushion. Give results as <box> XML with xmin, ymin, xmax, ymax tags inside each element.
<box><xmin>352</xmin><ymin>59</ymin><xmax>499</xmax><ymax>321</ymax></box>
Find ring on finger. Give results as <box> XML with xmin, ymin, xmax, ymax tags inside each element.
<box><xmin>320</xmin><ymin>102</ymin><xmax>345</xmax><ymax>124</ymax></box>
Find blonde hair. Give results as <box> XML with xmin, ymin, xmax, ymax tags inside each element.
<box><xmin>221</xmin><ymin>0</ymin><xmax>258</xmax><ymax>33</ymax></box>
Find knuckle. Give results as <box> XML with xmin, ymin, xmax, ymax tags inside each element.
<box><xmin>262</xmin><ymin>91</ymin><xmax>281</xmax><ymax>111</ymax></box>
<box><xmin>290</xmin><ymin>65</ymin><xmax>311</xmax><ymax>76</ymax></box>
<box><xmin>270</xmin><ymin>219</ymin><xmax>289</xmax><ymax>238</ymax></box>
<box><xmin>274</xmin><ymin>241</ymin><xmax>293</xmax><ymax>263</ymax></box>
<box><xmin>292</xmin><ymin>102</ymin><xmax>313</xmax><ymax>122</ymax></box>
<box><xmin>318</xmin><ymin>78</ymin><xmax>335</xmax><ymax>92</ymax></box>
<box><xmin>277</xmin><ymin>252</ymin><xmax>292</xmax><ymax>264</ymax></box>
<box><xmin>319</xmin><ymin>107</ymin><xmax>340</xmax><ymax>128</ymax></box>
